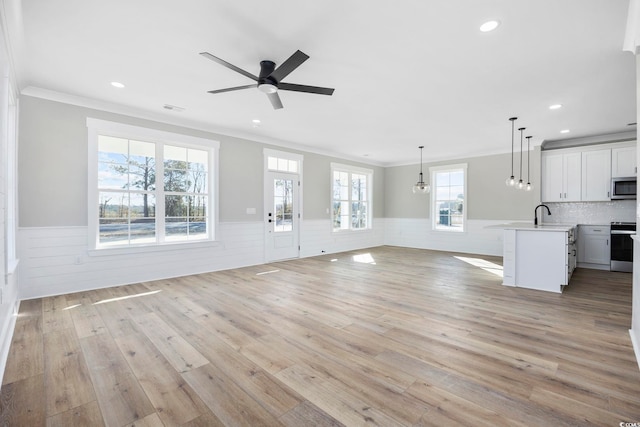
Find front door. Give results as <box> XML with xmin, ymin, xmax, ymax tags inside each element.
<box><xmin>265</xmin><ymin>171</ymin><xmax>299</xmax><ymax>262</ymax></box>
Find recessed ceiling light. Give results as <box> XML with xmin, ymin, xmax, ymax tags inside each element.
<box><xmin>480</xmin><ymin>20</ymin><xmax>500</xmax><ymax>32</ymax></box>
<box><xmin>560</xmin><ymin>129</ymin><xmax>570</xmax><ymax>134</ymax></box>
<box><xmin>110</xmin><ymin>81</ymin><xmax>125</xmax><ymax>88</ymax></box>
<box><xmin>549</xmin><ymin>104</ymin><xmax>562</xmax><ymax>110</ymax></box>
<box><xmin>252</xmin><ymin>119</ymin><xmax>261</xmax><ymax>128</ymax></box>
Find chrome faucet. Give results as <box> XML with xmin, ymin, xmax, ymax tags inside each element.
<box><xmin>534</xmin><ymin>204</ymin><xmax>551</xmax><ymax>226</ymax></box>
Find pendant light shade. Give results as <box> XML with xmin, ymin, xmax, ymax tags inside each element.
<box><xmin>517</xmin><ymin>127</ymin><xmax>525</xmax><ymax>189</ymax></box>
<box><xmin>525</xmin><ymin>135</ymin><xmax>533</xmax><ymax>191</ymax></box>
<box><xmin>505</xmin><ymin>117</ymin><xmax>517</xmax><ymax>187</ymax></box>
<box><xmin>413</xmin><ymin>146</ymin><xmax>430</xmax><ymax>194</ymax></box>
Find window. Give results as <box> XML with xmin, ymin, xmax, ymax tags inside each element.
<box><xmin>267</xmin><ymin>154</ymin><xmax>298</xmax><ymax>173</ymax></box>
<box><xmin>431</xmin><ymin>164</ymin><xmax>467</xmax><ymax>232</ymax></box>
<box><xmin>331</xmin><ymin>163</ymin><xmax>372</xmax><ymax>231</ymax></box>
<box><xmin>88</xmin><ymin>119</ymin><xmax>219</xmax><ymax>250</ymax></box>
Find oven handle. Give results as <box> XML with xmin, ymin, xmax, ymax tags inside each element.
<box><xmin>611</xmin><ymin>230</ymin><xmax>636</xmax><ymax>235</ymax></box>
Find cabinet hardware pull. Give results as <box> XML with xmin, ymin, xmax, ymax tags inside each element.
<box><xmin>593</xmin><ymin>229</ymin><xmax>601</xmax><ymax>232</ymax></box>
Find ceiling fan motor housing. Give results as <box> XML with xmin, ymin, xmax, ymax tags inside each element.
<box><xmin>258</xmin><ymin>60</ymin><xmax>278</xmax><ymax>93</ymax></box>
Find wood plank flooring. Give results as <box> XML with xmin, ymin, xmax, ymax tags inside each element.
<box><xmin>1</xmin><ymin>246</ymin><xmax>640</xmax><ymax>426</ymax></box>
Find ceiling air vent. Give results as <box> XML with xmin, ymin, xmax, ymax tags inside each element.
<box><xmin>163</xmin><ymin>104</ymin><xmax>185</xmax><ymax>112</ymax></box>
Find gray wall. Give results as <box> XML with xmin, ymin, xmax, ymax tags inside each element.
<box><xmin>385</xmin><ymin>150</ymin><xmax>541</xmax><ymax>220</ymax></box>
<box><xmin>18</xmin><ymin>95</ymin><xmax>384</xmax><ymax>226</ymax></box>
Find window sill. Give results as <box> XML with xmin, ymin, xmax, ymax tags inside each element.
<box><xmin>88</xmin><ymin>239</ymin><xmax>221</xmax><ymax>257</ymax></box>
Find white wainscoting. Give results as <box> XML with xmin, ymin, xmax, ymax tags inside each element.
<box><xmin>18</xmin><ymin>218</ymin><xmax>506</xmax><ymax>300</ymax></box>
<box><xmin>299</xmin><ymin>218</ymin><xmax>386</xmax><ymax>258</ymax></box>
<box><xmin>384</xmin><ymin>218</ymin><xmax>506</xmax><ymax>257</ymax></box>
<box><xmin>18</xmin><ymin>222</ymin><xmax>266</xmax><ymax>300</ymax></box>
<box><xmin>18</xmin><ymin>219</ymin><xmax>389</xmax><ymax>300</ymax></box>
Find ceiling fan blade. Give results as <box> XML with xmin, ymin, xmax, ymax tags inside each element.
<box><xmin>279</xmin><ymin>82</ymin><xmax>334</xmax><ymax>96</ymax></box>
<box><xmin>207</xmin><ymin>84</ymin><xmax>257</xmax><ymax>94</ymax></box>
<box><xmin>267</xmin><ymin>92</ymin><xmax>283</xmax><ymax>110</ymax></box>
<box><xmin>200</xmin><ymin>52</ymin><xmax>259</xmax><ymax>81</ymax></box>
<box><xmin>269</xmin><ymin>50</ymin><xmax>309</xmax><ymax>82</ymax></box>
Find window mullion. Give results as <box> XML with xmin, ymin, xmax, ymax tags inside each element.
<box><xmin>348</xmin><ymin>172</ymin><xmax>354</xmax><ymax>230</ymax></box>
<box><xmin>156</xmin><ymin>142</ymin><xmax>166</xmax><ymax>242</ymax></box>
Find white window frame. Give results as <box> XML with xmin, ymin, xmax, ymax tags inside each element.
<box><xmin>430</xmin><ymin>163</ymin><xmax>467</xmax><ymax>232</ymax></box>
<box><xmin>87</xmin><ymin>118</ymin><xmax>219</xmax><ymax>254</ymax></box>
<box><xmin>330</xmin><ymin>162</ymin><xmax>373</xmax><ymax>232</ymax></box>
<box><xmin>264</xmin><ymin>148</ymin><xmax>304</xmax><ymax>219</ymax></box>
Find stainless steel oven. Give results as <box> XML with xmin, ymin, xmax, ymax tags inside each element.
<box><xmin>610</xmin><ymin>222</ymin><xmax>635</xmax><ymax>272</ymax></box>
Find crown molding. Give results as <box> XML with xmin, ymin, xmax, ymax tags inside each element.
<box><xmin>20</xmin><ymin>86</ymin><xmax>387</xmax><ymax>168</ymax></box>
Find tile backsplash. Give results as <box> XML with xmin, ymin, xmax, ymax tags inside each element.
<box><xmin>544</xmin><ymin>200</ymin><xmax>636</xmax><ymax>225</ymax></box>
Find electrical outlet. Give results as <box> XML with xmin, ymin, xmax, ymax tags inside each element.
<box><xmin>75</xmin><ymin>255</ymin><xmax>83</xmax><ymax>265</ymax></box>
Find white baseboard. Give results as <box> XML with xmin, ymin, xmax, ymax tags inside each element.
<box><xmin>0</xmin><ymin>299</ymin><xmax>20</xmax><ymax>388</ymax></box>
<box><xmin>631</xmin><ymin>329</ymin><xmax>640</xmax><ymax>372</ymax></box>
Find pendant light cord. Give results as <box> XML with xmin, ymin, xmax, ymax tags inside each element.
<box><xmin>526</xmin><ymin>136</ymin><xmax>531</xmax><ymax>182</ymax></box>
<box><xmin>510</xmin><ymin>119</ymin><xmax>515</xmax><ymax>176</ymax></box>
<box><xmin>519</xmin><ymin>128</ymin><xmax>525</xmax><ymax>181</ymax></box>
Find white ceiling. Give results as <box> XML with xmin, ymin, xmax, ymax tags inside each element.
<box><xmin>3</xmin><ymin>0</ymin><xmax>636</xmax><ymax>166</ymax></box>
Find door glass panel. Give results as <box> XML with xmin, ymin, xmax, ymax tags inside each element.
<box><xmin>274</xmin><ymin>178</ymin><xmax>293</xmax><ymax>232</ymax></box>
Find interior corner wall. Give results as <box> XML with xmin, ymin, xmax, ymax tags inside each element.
<box><xmin>383</xmin><ymin>150</ymin><xmax>541</xmax><ymax>256</ymax></box>
<box><xmin>631</xmin><ymin>53</ymin><xmax>640</xmax><ymax>370</ymax></box>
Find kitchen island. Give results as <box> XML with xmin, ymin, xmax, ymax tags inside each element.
<box><xmin>499</xmin><ymin>223</ymin><xmax>577</xmax><ymax>293</ymax></box>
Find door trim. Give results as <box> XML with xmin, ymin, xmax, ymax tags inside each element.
<box><xmin>263</xmin><ymin>149</ymin><xmax>303</xmax><ymax>262</ymax></box>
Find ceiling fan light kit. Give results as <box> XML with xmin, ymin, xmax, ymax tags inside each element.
<box><xmin>200</xmin><ymin>50</ymin><xmax>335</xmax><ymax>110</ymax></box>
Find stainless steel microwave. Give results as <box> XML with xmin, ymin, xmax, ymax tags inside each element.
<box><xmin>611</xmin><ymin>177</ymin><xmax>637</xmax><ymax>200</ymax></box>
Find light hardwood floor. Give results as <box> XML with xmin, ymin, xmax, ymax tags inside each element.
<box><xmin>1</xmin><ymin>246</ymin><xmax>640</xmax><ymax>426</ymax></box>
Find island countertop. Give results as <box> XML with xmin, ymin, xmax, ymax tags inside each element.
<box><xmin>487</xmin><ymin>222</ymin><xmax>577</xmax><ymax>232</ymax></box>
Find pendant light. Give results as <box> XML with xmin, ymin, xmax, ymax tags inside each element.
<box><xmin>517</xmin><ymin>127</ymin><xmax>525</xmax><ymax>189</ymax></box>
<box><xmin>525</xmin><ymin>135</ymin><xmax>533</xmax><ymax>191</ymax></box>
<box><xmin>412</xmin><ymin>145</ymin><xmax>430</xmax><ymax>194</ymax></box>
<box><xmin>505</xmin><ymin>117</ymin><xmax>517</xmax><ymax>187</ymax></box>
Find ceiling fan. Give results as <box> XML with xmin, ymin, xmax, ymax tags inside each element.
<box><xmin>200</xmin><ymin>50</ymin><xmax>335</xmax><ymax>110</ymax></box>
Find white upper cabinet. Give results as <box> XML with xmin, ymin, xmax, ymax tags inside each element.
<box><xmin>542</xmin><ymin>152</ymin><xmax>581</xmax><ymax>202</ymax></box>
<box><xmin>542</xmin><ymin>141</ymin><xmax>636</xmax><ymax>203</ymax></box>
<box><xmin>611</xmin><ymin>145</ymin><xmax>637</xmax><ymax>177</ymax></box>
<box><xmin>581</xmin><ymin>149</ymin><xmax>611</xmax><ymax>201</ymax></box>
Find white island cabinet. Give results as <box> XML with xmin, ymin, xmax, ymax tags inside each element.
<box><xmin>501</xmin><ymin>223</ymin><xmax>577</xmax><ymax>293</ymax></box>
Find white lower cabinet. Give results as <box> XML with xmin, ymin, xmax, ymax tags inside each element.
<box><xmin>503</xmin><ymin>227</ymin><xmax>574</xmax><ymax>293</ymax></box>
<box><xmin>578</xmin><ymin>225</ymin><xmax>610</xmax><ymax>269</ymax></box>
